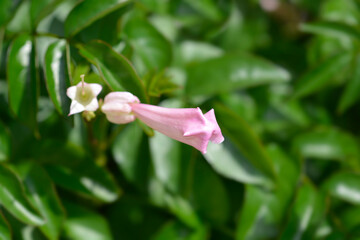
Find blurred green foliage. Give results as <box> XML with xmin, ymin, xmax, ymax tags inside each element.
<box><xmin>1</xmin><ymin>0</ymin><xmax>360</xmax><ymax>239</ymax></box>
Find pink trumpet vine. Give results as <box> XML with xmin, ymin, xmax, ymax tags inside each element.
<box><xmin>101</xmin><ymin>92</ymin><xmax>224</xmax><ymax>154</ymax></box>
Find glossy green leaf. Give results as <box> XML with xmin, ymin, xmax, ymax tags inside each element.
<box><xmin>0</xmin><ymin>0</ymin><xmax>12</xmax><ymax>27</ymax></box>
<box><xmin>152</xmin><ymin>220</ymin><xmax>207</xmax><ymax>240</ymax></box>
<box><xmin>0</xmin><ymin>211</ymin><xmax>11</xmax><ymax>240</ymax></box>
<box><xmin>236</xmin><ymin>145</ymin><xmax>299</xmax><ymax>240</ymax></box>
<box><xmin>112</xmin><ymin>123</ymin><xmax>150</xmax><ymax>189</ymax></box>
<box><xmin>280</xmin><ymin>182</ymin><xmax>325</xmax><ymax>240</ymax></box>
<box><xmin>78</xmin><ymin>40</ymin><xmax>147</xmax><ymax>102</ymax></box>
<box><xmin>30</xmin><ymin>0</ymin><xmax>63</xmax><ymax>27</ymax></box>
<box><xmin>105</xmin><ymin>195</ymin><xmax>170</xmax><ymax>240</ymax></box>
<box><xmin>293</xmin><ymin>52</ymin><xmax>352</xmax><ymax>99</ymax></box>
<box><xmin>150</xmin><ymin>131</ymin><xmax>183</xmax><ymax>193</ymax></box>
<box><xmin>192</xmin><ymin>157</ymin><xmax>229</xmax><ymax>225</ymax></box>
<box><xmin>179</xmin><ymin>41</ymin><xmax>223</xmax><ymax>64</ymax></box>
<box><xmin>184</xmin><ymin>0</ymin><xmax>222</xmax><ymax>21</ymax></box>
<box><xmin>339</xmin><ymin>206</ymin><xmax>360</xmax><ymax>231</ymax></box>
<box><xmin>214</xmin><ymin>104</ymin><xmax>276</xmax><ymax>181</ymax></box>
<box><xmin>0</xmin><ymin>164</ymin><xmax>44</xmax><ymax>226</ymax></box>
<box><xmin>0</xmin><ymin>121</ymin><xmax>9</xmax><ymax>162</ymax></box>
<box><xmin>6</xmin><ymin>1</ymin><xmax>31</xmax><ymax>33</ymax></box>
<box><xmin>37</xmin><ymin>141</ymin><xmax>120</xmax><ymax>203</ymax></box>
<box><xmin>64</xmin><ymin>0</ymin><xmax>131</xmax><ymax>37</ymax></box>
<box><xmin>186</xmin><ymin>54</ymin><xmax>290</xmax><ymax>98</ymax></box>
<box><xmin>44</xmin><ymin>39</ymin><xmax>70</xmax><ymax>115</ymax></box>
<box><xmin>148</xmin><ymin>178</ymin><xmax>202</xmax><ymax>228</ymax></box>
<box><xmin>293</xmin><ymin>127</ymin><xmax>359</xmax><ymax>161</ymax></box>
<box><xmin>204</xmin><ymin>142</ymin><xmax>270</xmax><ymax>187</ymax></box>
<box><xmin>320</xmin><ymin>0</ymin><xmax>360</xmax><ymax>25</ymax></box>
<box><xmin>301</xmin><ymin>21</ymin><xmax>360</xmax><ymax>41</ymax></box>
<box><xmin>323</xmin><ymin>172</ymin><xmax>360</xmax><ymax>205</ymax></box>
<box><xmin>45</xmin><ymin>164</ymin><xmax>119</xmax><ymax>203</ymax></box>
<box><xmin>63</xmin><ymin>201</ymin><xmax>112</xmax><ymax>240</ymax></box>
<box><xmin>338</xmin><ymin>54</ymin><xmax>360</xmax><ymax>112</ymax></box>
<box><xmin>14</xmin><ymin>163</ymin><xmax>65</xmax><ymax>240</ymax></box>
<box><xmin>123</xmin><ymin>16</ymin><xmax>172</xmax><ymax>73</ymax></box>
<box><xmin>7</xmin><ymin>34</ymin><xmax>38</xmax><ymax>130</ymax></box>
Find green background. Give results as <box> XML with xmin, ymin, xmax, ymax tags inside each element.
<box><xmin>1</xmin><ymin>0</ymin><xmax>360</xmax><ymax>239</ymax></box>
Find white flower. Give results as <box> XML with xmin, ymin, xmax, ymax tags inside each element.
<box><xmin>66</xmin><ymin>75</ymin><xmax>102</xmax><ymax>115</ymax></box>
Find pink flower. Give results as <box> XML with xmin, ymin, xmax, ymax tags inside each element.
<box><xmin>101</xmin><ymin>92</ymin><xmax>224</xmax><ymax>153</ymax></box>
<box><xmin>66</xmin><ymin>75</ymin><xmax>102</xmax><ymax>115</ymax></box>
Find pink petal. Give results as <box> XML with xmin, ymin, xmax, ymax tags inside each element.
<box><xmin>101</xmin><ymin>92</ymin><xmax>139</xmax><ymax>124</ymax></box>
<box><xmin>204</xmin><ymin>109</ymin><xmax>224</xmax><ymax>144</ymax></box>
<box><xmin>131</xmin><ymin>103</ymin><xmax>224</xmax><ymax>154</ymax></box>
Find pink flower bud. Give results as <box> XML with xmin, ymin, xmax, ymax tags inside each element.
<box><xmin>102</xmin><ymin>92</ymin><xmax>224</xmax><ymax>153</ymax></box>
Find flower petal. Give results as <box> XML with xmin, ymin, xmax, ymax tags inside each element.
<box><xmin>204</xmin><ymin>109</ymin><xmax>224</xmax><ymax>144</ymax></box>
<box><xmin>66</xmin><ymin>86</ymin><xmax>77</xmax><ymax>99</ymax></box>
<box><xmin>131</xmin><ymin>104</ymin><xmax>220</xmax><ymax>153</ymax></box>
<box><xmin>84</xmin><ymin>98</ymin><xmax>99</xmax><ymax>112</ymax></box>
<box><xmin>69</xmin><ymin>100</ymin><xmax>85</xmax><ymax>115</ymax></box>
<box><xmin>101</xmin><ymin>92</ymin><xmax>139</xmax><ymax>124</ymax></box>
<box><xmin>89</xmin><ymin>83</ymin><xmax>102</xmax><ymax>96</ymax></box>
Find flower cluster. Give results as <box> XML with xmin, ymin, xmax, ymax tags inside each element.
<box><xmin>67</xmin><ymin>76</ymin><xmax>224</xmax><ymax>153</ymax></box>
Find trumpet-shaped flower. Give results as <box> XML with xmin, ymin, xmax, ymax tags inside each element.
<box><xmin>66</xmin><ymin>75</ymin><xmax>102</xmax><ymax>115</ymax></box>
<box><xmin>101</xmin><ymin>92</ymin><xmax>224</xmax><ymax>153</ymax></box>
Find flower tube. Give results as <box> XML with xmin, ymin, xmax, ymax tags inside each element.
<box><xmin>101</xmin><ymin>92</ymin><xmax>224</xmax><ymax>153</ymax></box>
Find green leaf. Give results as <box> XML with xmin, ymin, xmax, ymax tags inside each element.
<box><xmin>0</xmin><ymin>0</ymin><xmax>12</xmax><ymax>27</ymax></box>
<box><xmin>191</xmin><ymin>157</ymin><xmax>229</xmax><ymax>225</ymax></box>
<box><xmin>6</xmin><ymin>1</ymin><xmax>31</xmax><ymax>33</ymax></box>
<box><xmin>78</xmin><ymin>40</ymin><xmax>148</xmax><ymax>102</ymax></box>
<box><xmin>45</xmin><ymin>163</ymin><xmax>119</xmax><ymax>203</ymax></box>
<box><xmin>301</xmin><ymin>21</ymin><xmax>360</xmax><ymax>41</ymax></box>
<box><xmin>338</xmin><ymin>54</ymin><xmax>360</xmax><ymax>112</ymax></box>
<box><xmin>280</xmin><ymin>182</ymin><xmax>325</xmax><ymax>240</ymax></box>
<box><xmin>214</xmin><ymin>104</ymin><xmax>277</xmax><ymax>182</ymax></box>
<box><xmin>7</xmin><ymin>34</ymin><xmax>38</xmax><ymax>130</ymax></box>
<box><xmin>14</xmin><ymin>163</ymin><xmax>65</xmax><ymax>240</ymax></box>
<box><xmin>105</xmin><ymin>196</ymin><xmax>169</xmax><ymax>240</ymax></box>
<box><xmin>323</xmin><ymin>172</ymin><xmax>360</xmax><ymax>205</ymax></box>
<box><xmin>320</xmin><ymin>0</ymin><xmax>360</xmax><ymax>25</ymax></box>
<box><xmin>0</xmin><ymin>211</ymin><xmax>11</xmax><ymax>240</ymax></box>
<box><xmin>38</xmin><ymin>141</ymin><xmax>120</xmax><ymax>203</ymax></box>
<box><xmin>292</xmin><ymin>127</ymin><xmax>359</xmax><ymax>161</ymax></box>
<box><xmin>152</xmin><ymin>220</ymin><xmax>207</xmax><ymax>240</ymax></box>
<box><xmin>0</xmin><ymin>121</ymin><xmax>10</xmax><ymax>162</ymax></box>
<box><xmin>112</xmin><ymin>123</ymin><xmax>150</xmax><ymax>189</ymax></box>
<box><xmin>186</xmin><ymin>54</ymin><xmax>290</xmax><ymax>98</ymax></box>
<box><xmin>204</xmin><ymin>142</ymin><xmax>270</xmax><ymax>187</ymax></box>
<box><xmin>30</xmin><ymin>0</ymin><xmax>63</xmax><ymax>28</ymax></box>
<box><xmin>149</xmin><ymin>131</ymin><xmax>184</xmax><ymax>193</ymax></box>
<box><xmin>145</xmin><ymin>71</ymin><xmax>179</xmax><ymax>97</ymax></box>
<box><xmin>293</xmin><ymin>52</ymin><xmax>352</xmax><ymax>99</ymax></box>
<box><xmin>236</xmin><ymin>145</ymin><xmax>299</xmax><ymax>240</ymax></box>
<box><xmin>183</xmin><ymin>0</ymin><xmax>222</xmax><ymax>21</ymax></box>
<box><xmin>0</xmin><ymin>164</ymin><xmax>44</xmax><ymax>226</ymax></box>
<box><xmin>148</xmin><ymin>179</ymin><xmax>202</xmax><ymax>229</ymax></box>
<box><xmin>44</xmin><ymin>39</ymin><xmax>70</xmax><ymax>115</ymax></box>
<box><xmin>123</xmin><ymin>16</ymin><xmax>172</xmax><ymax>73</ymax></box>
<box><xmin>339</xmin><ymin>206</ymin><xmax>360</xmax><ymax>231</ymax></box>
<box><xmin>64</xmin><ymin>0</ymin><xmax>132</xmax><ymax>37</ymax></box>
<box><xmin>63</xmin><ymin>201</ymin><xmax>112</xmax><ymax>240</ymax></box>
<box><xmin>179</xmin><ymin>41</ymin><xmax>223</xmax><ymax>64</ymax></box>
